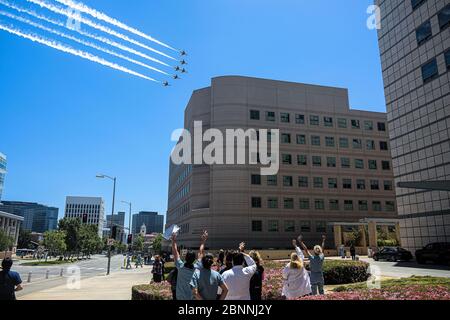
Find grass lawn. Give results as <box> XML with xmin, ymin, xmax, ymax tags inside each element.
<box><xmin>334</xmin><ymin>276</ymin><xmax>450</xmax><ymax>291</ymax></box>
<box><xmin>21</xmin><ymin>259</ymin><xmax>78</xmax><ymax>266</ymax></box>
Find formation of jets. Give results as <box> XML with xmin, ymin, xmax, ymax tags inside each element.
<box><xmin>165</xmin><ymin>50</ymin><xmax>188</xmax><ymax>87</ymax></box>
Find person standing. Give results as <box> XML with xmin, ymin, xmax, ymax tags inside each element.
<box><xmin>222</xmin><ymin>242</ymin><xmax>257</xmax><ymax>300</ymax></box>
<box><xmin>125</xmin><ymin>255</ymin><xmax>132</xmax><ymax>269</ymax></box>
<box><xmin>249</xmin><ymin>251</ymin><xmax>264</xmax><ymax>300</ymax></box>
<box><xmin>152</xmin><ymin>255</ymin><xmax>164</xmax><ymax>283</ymax></box>
<box><xmin>191</xmin><ymin>253</ymin><xmax>228</xmax><ymax>300</ymax></box>
<box><xmin>281</xmin><ymin>252</ymin><xmax>311</xmax><ymax>299</ymax></box>
<box><xmin>0</xmin><ymin>258</ymin><xmax>23</xmax><ymax>300</ymax></box>
<box><xmin>350</xmin><ymin>243</ymin><xmax>356</xmax><ymax>261</ymax></box>
<box><xmin>135</xmin><ymin>254</ymin><xmax>143</xmax><ymax>268</ymax></box>
<box><xmin>300</xmin><ymin>236</ymin><xmax>326</xmax><ymax>295</ymax></box>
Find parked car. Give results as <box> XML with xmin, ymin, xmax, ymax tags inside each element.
<box><xmin>415</xmin><ymin>242</ymin><xmax>450</xmax><ymax>265</ymax></box>
<box><xmin>373</xmin><ymin>247</ymin><xmax>413</xmax><ymax>262</ymax></box>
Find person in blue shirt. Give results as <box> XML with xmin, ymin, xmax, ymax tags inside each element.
<box><xmin>300</xmin><ymin>235</ymin><xmax>326</xmax><ymax>295</ymax></box>
<box><xmin>171</xmin><ymin>230</ymin><xmax>208</xmax><ymax>300</ymax></box>
<box><xmin>0</xmin><ymin>257</ymin><xmax>23</xmax><ymax>300</ymax></box>
<box><xmin>190</xmin><ymin>253</ymin><xmax>228</xmax><ymax>300</ymax></box>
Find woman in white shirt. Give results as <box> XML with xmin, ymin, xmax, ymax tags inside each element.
<box><xmin>281</xmin><ymin>243</ymin><xmax>312</xmax><ymax>299</ymax></box>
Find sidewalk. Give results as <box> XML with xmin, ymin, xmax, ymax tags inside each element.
<box><xmin>20</xmin><ymin>266</ymin><xmax>152</xmax><ymax>300</ymax></box>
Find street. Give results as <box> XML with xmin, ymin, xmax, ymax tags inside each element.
<box><xmin>362</xmin><ymin>257</ymin><xmax>450</xmax><ymax>278</ymax></box>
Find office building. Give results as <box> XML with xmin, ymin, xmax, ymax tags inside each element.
<box><xmin>376</xmin><ymin>0</ymin><xmax>450</xmax><ymax>252</ymax></box>
<box><xmin>0</xmin><ymin>152</ymin><xmax>6</xmax><ymax>201</ymax></box>
<box><xmin>0</xmin><ymin>210</ymin><xmax>24</xmax><ymax>251</ymax></box>
<box><xmin>166</xmin><ymin>76</ymin><xmax>398</xmax><ymax>249</ymax></box>
<box><xmin>105</xmin><ymin>211</ymin><xmax>126</xmax><ymax>242</ymax></box>
<box><xmin>131</xmin><ymin>211</ymin><xmax>164</xmax><ymax>235</ymax></box>
<box><xmin>0</xmin><ymin>201</ymin><xmax>58</xmax><ymax>233</ymax></box>
<box><xmin>64</xmin><ymin>196</ymin><xmax>105</xmax><ymax>237</ymax></box>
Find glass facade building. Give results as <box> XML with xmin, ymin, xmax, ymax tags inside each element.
<box><xmin>0</xmin><ymin>152</ymin><xmax>6</xmax><ymax>201</ymax></box>
<box><xmin>0</xmin><ymin>201</ymin><xmax>58</xmax><ymax>233</ymax></box>
<box><xmin>131</xmin><ymin>211</ymin><xmax>164</xmax><ymax>235</ymax></box>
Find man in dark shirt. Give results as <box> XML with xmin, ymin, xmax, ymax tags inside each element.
<box><xmin>0</xmin><ymin>257</ymin><xmax>23</xmax><ymax>300</ymax></box>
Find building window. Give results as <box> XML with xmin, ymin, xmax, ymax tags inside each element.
<box><xmin>282</xmin><ymin>154</ymin><xmax>293</xmax><ymax>165</ymax></box>
<box><xmin>353</xmin><ymin>139</ymin><xmax>362</xmax><ymax>149</ymax></box>
<box><xmin>339</xmin><ymin>137</ymin><xmax>349</xmax><ymax>148</ymax></box>
<box><xmin>324</xmin><ymin>117</ymin><xmax>333</xmax><ymax>127</ymax></box>
<box><xmin>370</xmin><ymin>180</ymin><xmax>380</xmax><ymax>190</ymax></box>
<box><xmin>312</xmin><ymin>156</ymin><xmax>322</xmax><ymax>167</ymax></box>
<box><xmin>386</xmin><ymin>201</ymin><xmax>395</xmax><ymax>212</ymax></box>
<box><xmin>298</xmin><ymin>155</ymin><xmax>308</xmax><ymax>166</ymax></box>
<box><xmin>438</xmin><ymin>4</ymin><xmax>450</xmax><ymax>30</ymax></box>
<box><xmin>384</xmin><ymin>180</ymin><xmax>393</xmax><ymax>191</ymax></box>
<box><xmin>295</xmin><ymin>114</ymin><xmax>305</xmax><ymax>124</ymax></box>
<box><xmin>280</xmin><ymin>112</ymin><xmax>290</xmax><ymax>123</ymax></box>
<box><xmin>341</xmin><ymin>157</ymin><xmax>351</xmax><ymax>168</ymax></box>
<box><xmin>421</xmin><ymin>59</ymin><xmax>439</xmax><ymax>83</ymax></box>
<box><xmin>266</xmin><ymin>111</ymin><xmax>276</xmax><ymax>122</ymax></box>
<box><xmin>327</xmin><ymin>157</ymin><xmax>336</xmax><ymax>168</ymax></box>
<box><xmin>268</xmin><ymin>220</ymin><xmax>279</xmax><ymax>232</ymax></box>
<box><xmin>296</xmin><ymin>134</ymin><xmax>306</xmax><ymax>145</ymax></box>
<box><xmin>380</xmin><ymin>141</ymin><xmax>389</xmax><ymax>151</ymax></box>
<box><xmin>411</xmin><ymin>0</ymin><xmax>426</xmax><ymax>10</ymax></box>
<box><xmin>311</xmin><ymin>135</ymin><xmax>321</xmax><ymax>146</ymax></box>
<box><xmin>313</xmin><ymin>177</ymin><xmax>323</xmax><ymax>188</ymax></box>
<box><xmin>325</xmin><ymin>136</ymin><xmax>335</xmax><ymax>147</ymax></box>
<box><xmin>299</xmin><ymin>176</ymin><xmax>309</xmax><ymax>188</ymax></box>
<box><xmin>366</xmin><ymin>140</ymin><xmax>375</xmax><ymax>150</ymax></box>
<box><xmin>382</xmin><ymin>161</ymin><xmax>391</xmax><ymax>170</ymax></box>
<box><xmin>355</xmin><ymin>159</ymin><xmax>364</xmax><ymax>169</ymax></box>
<box><xmin>344</xmin><ymin>200</ymin><xmax>354</xmax><ymax>211</ymax></box>
<box><xmin>283</xmin><ymin>176</ymin><xmax>293</xmax><ymax>187</ymax></box>
<box><xmin>250</xmin><ymin>110</ymin><xmax>260</xmax><ymax>120</ymax></box>
<box><xmin>338</xmin><ymin>118</ymin><xmax>347</xmax><ymax>128</ymax></box>
<box><xmin>359</xmin><ymin>200</ymin><xmax>368</xmax><ymax>211</ymax></box>
<box><xmin>351</xmin><ymin>120</ymin><xmax>360</xmax><ymax>129</ymax></box>
<box><xmin>343</xmin><ymin>179</ymin><xmax>352</xmax><ymax>189</ymax></box>
<box><xmin>329</xmin><ymin>199</ymin><xmax>339</xmax><ymax>210</ymax></box>
<box><xmin>372</xmin><ymin>201</ymin><xmax>382</xmax><ymax>212</ymax></box>
<box><xmin>267</xmin><ymin>175</ymin><xmax>277</xmax><ymax>186</ymax></box>
<box><xmin>357</xmin><ymin>179</ymin><xmax>366</xmax><ymax>190</ymax></box>
<box><xmin>310</xmin><ymin>115</ymin><xmax>320</xmax><ymax>126</ymax></box>
<box><xmin>445</xmin><ymin>50</ymin><xmax>450</xmax><ymax>70</ymax></box>
<box><xmin>364</xmin><ymin>120</ymin><xmax>373</xmax><ymax>131</ymax></box>
<box><xmin>416</xmin><ymin>20</ymin><xmax>432</xmax><ymax>46</ymax></box>
<box><xmin>328</xmin><ymin>178</ymin><xmax>338</xmax><ymax>189</ymax></box>
<box><xmin>316</xmin><ymin>221</ymin><xmax>326</xmax><ymax>233</ymax></box>
<box><xmin>300</xmin><ymin>221</ymin><xmax>311</xmax><ymax>232</ymax></box>
<box><xmin>315</xmin><ymin>199</ymin><xmax>325</xmax><ymax>210</ymax></box>
<box><xmin>281</xmin><ymin>133</ymin><xmax>291</xmax><ymax>144</ymax></box>
<box><xmin>378</xmin><ymin>122</ymin><xmax>386</xmax><ymax>131</ymax></box>
<box><xmin>252</xmin><ymin>220</ymin><xmax>262</xmax><ymax>232</ymax></box>
<box><xmin>285</xmin><ymin>220</ymin><xmax>295</xmax><ymax>232</ymax></box>
<box><xmin>251</xmin><ymin>174</ymin><xmax>261</xmax><ymax>185</ymax></box>
<box><xmin>267</xmin><ymin>197</ymin><xmax>279</xmax><ymax>209</ymax></box>
<box><xmin>299</xmin><ymin>199</ymin><xmax>310</xmax><ymax>209</ymax></box>
<box><xmin>368</xmin><ymin>160</ymin><xmax>377</xmax><ymax>170</ymax></box>
<box><xmin>251</xmin><ymin>197</ymin><xmax>262</xmax><ymax>208</ymax></box>
<box><xmin>284</xmin><ymin>198</ymin><xmax>294</xmax><ymax>209</ymax></box>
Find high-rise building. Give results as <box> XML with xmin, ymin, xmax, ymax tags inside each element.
<box><xmin>131</xmin><ymin>211</ymin><xmax>164</xmax><ymax>235</ymax></box>
<box><xmin>376</xmin><ymin>0</ymin><xmax>450</xmax><ymax>252</ymax></box>
<box><xmin>166</xmin><ymin>76</ymin><xmax>398</xmax><ymax>249</ymax></box>
<box><xmin>64</xmin><ymin>196</ymin><xmax>105</xmax><ymax>237</ymax></box>
<box><xmin>0</xmin><ymin>152</ymin><xmax>6</xmax><ymax>201</ymax></box>
<box><xmin>0</xmin><ymin>201</ymin><xmax>58</xmax><ymax>233</ymax></box>
<box><xmin>105</xmin><ymin>211</ymin><xmax>126</xmax><ymax>242</ymax></box>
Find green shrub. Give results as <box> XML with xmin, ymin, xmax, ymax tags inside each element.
<box><xmin>132</xmin><ymin>283</ymin><xmax>172</xmax><ymax>300</ymax></box>
<box><xmin>305</xmin><ymin>260</ymin><xmax>370</xmax><ymax>285</ymax></box>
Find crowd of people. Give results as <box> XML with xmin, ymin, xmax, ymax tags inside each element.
<box><xmin>164</xmin><ymin>231</ymin><xmax>327</xmax><ymax>300</ymax></box>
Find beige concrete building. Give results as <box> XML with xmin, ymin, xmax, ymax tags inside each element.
<box><xmin>167</xmin><ymin>76</ymin><xmax>398</xmax><ymax>249</ymax></box>
<box><xmin>0</xmin><ymin>210</ymin><xmax>24</xmax><ymax>252</ymax></box>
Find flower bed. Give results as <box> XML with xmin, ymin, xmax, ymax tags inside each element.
<box><xmin>132</xmin><ymin>282</ymin><xmax>173</xmax><ymax>300</ymax></box>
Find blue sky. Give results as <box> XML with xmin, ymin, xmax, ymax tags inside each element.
<box><xmin>0</xmin><ymin>0</ymin><xmax>385</xmax><ymax>229</ymax></box>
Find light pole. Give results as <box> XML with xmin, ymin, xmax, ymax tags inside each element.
<box><xmin>96</xmin><ymin>174</ymin><xmax>116</xmax><ymax>276</ymax></box>
<box><xmin>121</xmin><ymin>200</ymin><xmax>132</xmax><ymax>249</ymax></box>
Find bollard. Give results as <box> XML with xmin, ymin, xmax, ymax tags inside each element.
<box><xmin>27</xmin><ymin>272</ymin><xmax>32</xmax><ymax>283</ymax></box>
<box><xmin>60</xmin><ymin>268</ymin><xmax>64</xmax><ymax>277</ymax></box>
<box><xmin>46</xmin><ymin>269</ymin><xmax>49</xmax><ymax>279</ymax></box>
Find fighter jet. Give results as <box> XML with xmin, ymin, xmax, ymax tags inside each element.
<box><xmin>181</xmin><ymin>68</ymin><xmax>188</xmax><ymax>74</ymax></box>
<box><xmin>174</xmin><ymin>66</ymin><xmax>181</xmax><ymax>72</ymax></box>
<box><xmin>180</xmin><ymin>50</ymin><xmax>187</xmax><ymax>56</ymax></box>
<box><xmin>163</xmin><ymin>81</ymin><xmax>170</xmax><ymax>87</ymax></box>
<box><xmin>180</xmin><ymin>60</ymin><xmax>188</xmax><ymax>65</ymax></box>
<box><xmin>173</xmin><ymin>74</ymin><xmax>181</xmax><ymax>80</ymax></box>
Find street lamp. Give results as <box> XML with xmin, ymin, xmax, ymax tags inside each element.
<box><xmin>96</xmin><ymin>173</ymin><xmax>116</xmax><ymax>276</ymax></box>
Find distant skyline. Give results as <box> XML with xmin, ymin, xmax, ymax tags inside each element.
<box><xmin>0</xmin><ymin>0</ymin><xmax>386</xmax><ymax>231</ymax></box>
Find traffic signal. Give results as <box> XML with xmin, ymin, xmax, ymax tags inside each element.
<box><xmin>82</xmin><ymin>213</ymin><xmax>88</xmax><ymax>223</ymax></box>
<box><xmin>111</xmin><ymin>226</ymin><xmax>117</xmax><ymax>240</ymax></box>
<box><xmin>127</xmin><ymin>234</ymin><xmax>133</xmax><ymax>245</ymax></box>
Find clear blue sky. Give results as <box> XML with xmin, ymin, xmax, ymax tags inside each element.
<box><xmin>0</xmin><ymin>0</ymin><xmax>386</xmax><ymax>229</ymax></box>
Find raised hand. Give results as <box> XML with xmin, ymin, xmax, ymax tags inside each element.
<box><xmin>322</xmin><ymin>235</ymin><xmax>326</xmax><ymax>240</ymax></box>
<box><xmin>297</xmin><ymin>235</ymin><xmax>303</xmax><ymax>243</ymax></box>
<box><xmin>239</xmin><ymin>242</ymin><xmax>245</xmax><ymax>252</ymax></box>
<box><xmin>171</xmin><ymin>232</ymin><xmax>177</xmax><ymax>242</ymax></box>
<box><xmin>292</xmin><ymin>239</ymin><xmax>297</xmax><ymax>247</ymax></box>
<box><xmin>201</xmin><ymin>230</ymin><xmax>208</xmax><ymax>243</ymax></box>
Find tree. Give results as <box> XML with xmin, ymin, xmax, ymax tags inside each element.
<box><xmin>0</xmin><ymin>229</ymin><xmax>13</xmax><ymax>251</ymax></box>
<box><xmin>79</xmin><ymin>224</ymin><xmax>102</xmax><ymax>258</ymax></box>
<box><xmin>151</xmin><ymin>233</ymin><xmax>163</xmax><ymax>254</ymax></box>
<box><xmin>18</xmin><ymin>229</ymin><xmax>32</xmax><ymax>249</ymax></box>
<box><xmin>43</xmin><ymin>230</ymin><xmax>67</xmax><ymax>258</ymax></box>
<box><xmin>132</xmin><ymin>234</ymin><xmax>144</xmax><ymax>252</ymax></box>
<box><xmin>58</xmin><ymin>217</ymin><xmax>81</xmax><ymax>259</ymax></box>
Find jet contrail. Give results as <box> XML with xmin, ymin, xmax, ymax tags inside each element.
<box><xmin>0</xmin><ymin>22</ymin><xmax>159</xmax><ymax>82</ymax></box>
<box><xmin>55</xmin><ymin>0</ymin><xmax>178</xmax><ymax>52</ymax></box>
<box><xmin>0</xmin><ymin>0</ymin><xmax>172</xmax><ymax>68</ymax></box>
<box><xmin>26</xmin><ymin>0</ymin><xmax>177</xmax><ymax>61</ymax></box>
<box><xmin>0</xmin><ymin>10</ymin><xmax>170</xmax><ymax>76</ymax></box>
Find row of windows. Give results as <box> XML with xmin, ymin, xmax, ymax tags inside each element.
<box><xmin>251</xmin><ymin>175</ymin><xmax>393</xmax><ymax>191</ymax></box>
<box><xmin>65</xmin><ymin>204</ymin><xmax>101</xmax><ymax>210</ymax></box>
<box><xmin>173</xmin><ymin>165</ymin><xmax>192</xmax><ymax>190</ymax></box>
<box><xmin>251</xmin><ymin>220</ymin><xmax>326</xmax><ymax>233</ymax></box>
<box><xmin>415</xmin><ymin>5</ymin><xmax>450</xmax><ymax>45</ymax></box>
<box><xmin>250</xmin><ymin>197</ymin><xmax>395</xmax><ymax>212</ymax></box>
<box><xmin>277</xmin><ymin>155</ymin><xmax>391</xmax><ymax>170</ymax></box>
<box><xmin>421</xmin><ymin>49</ymin><xmax>450</xmax><ymax>84</ymax></box>
<box><xmin>278</xmin><ymin>133</ymin><xmax>389</xmax><ymax>151</ymax></box>
<box><xmin>171</xmin><ymin>202</ymin><xmax>190</xmax><ymax>219</ymax></box>
<box><xmin>249</xmin><ymin>110</ymin><xmax>386</xmax><ymax>131</ymax></box>
<box><xmin>172</xmin><ymin>183</ymin><xmax>191</xmax><ymax>203</ymax></box>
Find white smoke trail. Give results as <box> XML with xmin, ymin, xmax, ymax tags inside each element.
<box><xmin>0</xmin><ymin>22</ymin><xmax>159</xmax><ymax>82</ymax></box>
<box><xmin>55</xmin><ymin>0</ymin><xmax>178</xmax><ymax>52</ymax></box>
<box><xmin>0</xmin><ymin>0</ymin><xmax>172</xmax><ymax>68</ymax></box>
<box><xmin>26</xmin><ymin>0</ymin><xmax>177</xmax><ymax>61</ymax></box>
<box><xmin>0</xmin><ymin>10</ymin><xmax>170</xmax><ymax>76</ymax></box>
